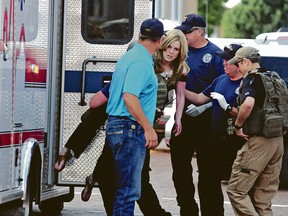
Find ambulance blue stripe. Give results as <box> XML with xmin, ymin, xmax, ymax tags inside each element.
<box><xmin>64</xmin><ymin>70</ymin><xmax>112</xmax><ymax>93</ymax></box>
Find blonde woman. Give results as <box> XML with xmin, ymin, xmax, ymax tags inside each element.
<box><xmin>154</xmin><ymin>29</ymin><xmax>189</xmax><ymax>136</ymax></box>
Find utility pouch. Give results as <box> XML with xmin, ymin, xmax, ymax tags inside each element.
<box><xmin>243</xmin><ymin>109</ymin><xmax>265</xmax><ymax>136</ymax></box>
<box><xmin>263</xmin><ymin>113</ymin><xmax>283</xmax><ymax>137</ymax></box>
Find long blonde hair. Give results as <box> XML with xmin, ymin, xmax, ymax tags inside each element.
<box><xmin>154</xmin><ymin>29</ymin><xmax>189</xmax><ymax>84</ymax></box>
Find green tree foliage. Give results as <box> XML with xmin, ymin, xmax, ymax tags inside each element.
<box><xmin>222</xmin><ymin>0</ymin><xmax>288</xmax><ymax>38</ymax></box>
<box><xmin>198</xmin><ymin>0</ymin><xmax>227</xmax><ymax>36</ymax></box>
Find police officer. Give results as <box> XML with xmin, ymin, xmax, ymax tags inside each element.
<box><xmin>171</xmin><ymin>13</ymin><xmax>225</xmax><ymax>216</ymax></box>
<box><xmin>184</xmin><ymin>43</ymin><xmax>244</xmax><ymax>216</ymax></box>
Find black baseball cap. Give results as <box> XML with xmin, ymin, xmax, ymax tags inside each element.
<box><xmin>215</xmin><ymin>44</ymin><xmax>243</xmax><ymax>60</ymax></box>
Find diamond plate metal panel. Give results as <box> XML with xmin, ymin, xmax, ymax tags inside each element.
<box><xmin>61</xmin><ymin>93</ymin><xmax>105</xmax><ymax>183</ymax></box>
<box><xmin>0</xmin><ymin>92</ymin><xmax>12</xmax><ymax>131</ymax></box>
<box><xmin>14</xmin><ymin>91</ymin><xmax>46</xmax><ymax>130</ymax></box>
<box><xmin>0</xmin><ymin>148</ymin><xmax>12</xmax><ymax>191</ymax></box>
<box><xmin>60</xmin><ymin>0</ymin><xmax>151</xmax><ymax>184</ymax></box>
<box><xmin>40</xmin><ymin>143</ymin><xmax>50</xmax><ymax>190</ymax></box>
<box><xmin>60</xmin><ymin>130</ymin><xmax>106</xmax><ymax>183</ymax></box>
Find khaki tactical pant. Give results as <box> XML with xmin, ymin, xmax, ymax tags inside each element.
<box><xmin>227</xmin><ymin>135</ymin><xmax>284</xmax><ymax>216</ymax></box>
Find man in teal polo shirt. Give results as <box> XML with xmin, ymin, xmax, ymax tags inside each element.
<box><xmin>106</xmin><ymin>18</ymin><xmax>164</xmax><ymax>216</ymax></box>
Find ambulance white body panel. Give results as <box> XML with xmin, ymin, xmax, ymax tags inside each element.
<box><xmin>0</xmin><ymin>0</ymin><xmax>153</xmax><ymax>214</ymax></box>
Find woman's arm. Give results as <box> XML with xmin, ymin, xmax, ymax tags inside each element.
<box><xmin>173</xmin><ymin>81</ymin><xmax>186</xmax><ymax>136</ymax></box>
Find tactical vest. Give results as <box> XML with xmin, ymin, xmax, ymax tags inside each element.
<box><xmin>238</xmin><ymin>68</ymin><xmax>288</xmax><ymax>137</ymax></box>
<box><xmin>156</xmin><ymin>74</ymin><xmax>168</xmax><ymax>110</ymax></box>
<box><xmin>156</xmin><ymin>73</ymin><xmax>176</xmax><ymax>110</ymax></box>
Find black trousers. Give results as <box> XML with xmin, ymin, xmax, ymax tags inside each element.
<box><xmin>217</xmin><ymin>135</ymin><xmax>244</xmax><ymax>181</ymax></box>
<box><xmin>170</xmin><ymin>110</ymin><xmax>225</xmax><ymax>216</ymax></box>
<box><xmin>64</xmin><ymin>106</ymin><xmax>168</xmax><ymax>216</ymax></box>
<box><xmin>65</xmin><ymin>106</ymin><xmax>107</xmax><ymax>158</ymax></box>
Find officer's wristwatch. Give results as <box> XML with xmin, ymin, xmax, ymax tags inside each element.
<box><xmin>226</xmin><ymin>104</ymin><xmax>232</xmax><ymax>113</ymax></box>
<box><xmin>234</xmin><ymin>124</ymin><xmax>243</xmax><ymax>130</ymax></box>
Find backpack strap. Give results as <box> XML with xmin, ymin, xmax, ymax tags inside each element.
<box><xmin>248</xmin><ymin>69</ymin><xmax>279</xmax><ymax>113</ymax></box>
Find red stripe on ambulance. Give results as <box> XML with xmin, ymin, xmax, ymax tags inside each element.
<box><xmin>0</xmin><ymin>130</ymin><xmax>44</xmax><ymax>147</ymax></box>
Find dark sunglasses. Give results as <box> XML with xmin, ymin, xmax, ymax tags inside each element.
<box><xmin>183</xmin><ymin>27</ymin><xmax>201</xmax><ymax>34</ymax></box>
<box><xmin>235</xmin><ymin>58</ymin><xmax>243</xmax><ymax>67</ymax></box>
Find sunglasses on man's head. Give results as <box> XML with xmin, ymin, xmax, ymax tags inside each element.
<box><xmin>224</xmin><ymin>44</ymin><xmax>242</xmax><ymax>57</ymax></box>
<box><xmin>224</xmin><ymin>46</ymin><xmax>235</xmax><ymax>55</ymax></box>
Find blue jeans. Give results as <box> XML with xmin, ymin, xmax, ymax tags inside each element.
<box><xmin>106</xmin><ymin>116</ymin><xmax>146</xmax><ymax>216</ymax></box>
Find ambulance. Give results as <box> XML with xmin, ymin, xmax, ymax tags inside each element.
<box><xmin>0</xmin><ymin>0</ymin><xmax>155</xmax><ymax>214</ymax></box>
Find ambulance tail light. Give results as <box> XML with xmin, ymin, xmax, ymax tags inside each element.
<box><xmin>28</xmin><ymin>64</ymin><xmax>39</xmax><ymax>74</ymax></box>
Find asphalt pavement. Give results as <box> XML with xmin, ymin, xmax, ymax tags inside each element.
<box><xmin>1</xmin><ymin>148</ymin><xmax>288</xmax><ymax>216</ymax></box>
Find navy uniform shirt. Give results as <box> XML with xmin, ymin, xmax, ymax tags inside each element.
<box><xmin>203</xmin><ymin>74</ymin><xmax>242</xmax><ymax>135</ymax></box>
<box><xmin>186</xmin><ymin>41</ymin><xmax>225</xmax><ymax>95</ymax></box>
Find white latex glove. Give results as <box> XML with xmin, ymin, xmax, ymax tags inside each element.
<box><xmin>210</xmin><ymin>92</ymin><xmax>229</xmax><ymax>111</ymax></box>
<box><xmin>185</xmin><ymin>102</ymin><xmax>212</xmax><ymax>117</ymax></box>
